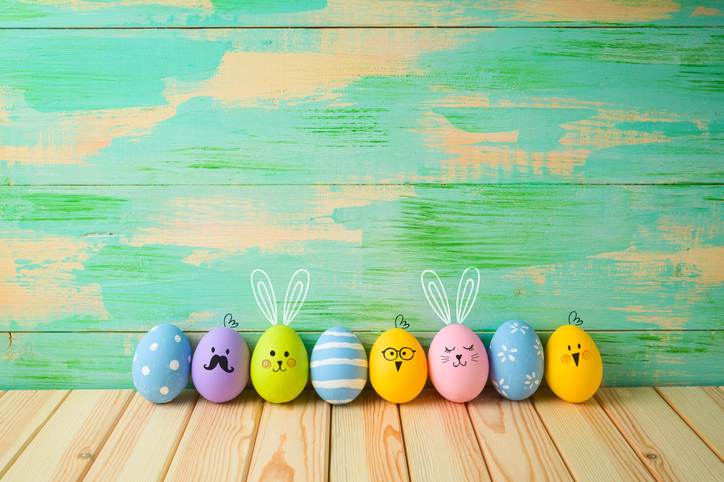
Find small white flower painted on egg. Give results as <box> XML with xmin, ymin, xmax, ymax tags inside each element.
<box><xmin>492</xmin><ymin>377</ymin><xmax>510</xmax><ymax>397</ymax></box>
<box><xmin>524</xmin><ymin>371</ymin><xmax>540</xmax><ymax>389</ymax></box>
<box><xmin>534</xmin><ymin>338</ymin><xmax>543</xmax><ymax>358</ymax></box>
<box><xmin>497</xmin><ymin>344</ymin><xmax>518</xmax><ymax>363</ymax></box>
<box><xmin>509</xmin><ymin>322</ymin><xmax>529</xmax><ymax>335</ymax></box>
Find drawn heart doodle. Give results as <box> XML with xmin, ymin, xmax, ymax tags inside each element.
<box><xmin>395</xmin><ymin>314</ymin><xmax>410</xmax><ymax>330</ymax></box>
<box><xmin>223</xmin><ymin>313</ymin><xmax>238</xmax><ymax>329</ymax></box>
<box><xmin>568</xmin><ymin>311</ymin><xmax>583</xmax><ymax>326</ymax></box>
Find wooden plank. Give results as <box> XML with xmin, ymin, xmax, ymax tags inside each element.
<box><xmin>246</xmin><ymin>390</ymin><xmax>330</xmax><ymax>482</ymax></box>
<box><xmin>330</xmin><ymin>390</ymin><xmax>409</xmax><ymax>482</ymax></box>
<box><xmin>165</xmin><ymin>390</ymin><xmax>264</xmax><ymax>481</ymax></box>
<box><xmin>656</xmin><ymin>386</ymin><xmax>724</xmax><ymax>459</ymax></box>
<box><xmin>3</xmin><ymin>390</ymin><xmax>132</xmax><ymax>481</ymax></box>
<box><xmin>597</xmin><ymin>387</ymin><xmax>724</xmax><ymax>480</ymax></box>
<box><xmin>0</xmin><ymin>390</ymin><xmax>68</xmax><ymax>477</ymax></box>
<box><xmin>1</xmin><ymin>185</ymin><xmax>721</xmax><ymax>334</ymax></box>
<box><xmin>1</xmin><ymin>0</ymin><xmax>721</xmax><ymax>27</ymax></box>
<box><xmin>533</xmin><ymin>388</ymin><xmax>653</xmax><ymax>481</ymax></box>
<box><xmin>1</xmin><ymin>330</ymin><xmax>722</xmax><ymax>389</ymax></box>
<box><xmin>83</xmin><ymin>391</ymin><xmax>197</xmax><ymax>482</ymax></box>
<box><xmin>467</xmin><ymin>390</ymin><xmax>572</xmax><ymax>482</ymax></box>
<box><xmin>399</xmin><ymin>389</ymin><xmax>490</xmax><ymax>482</ymax></box>
<box><xmin>0</xmin><ymin>29</ymin><xmax>722</xmax><ymax>185</ymax></box>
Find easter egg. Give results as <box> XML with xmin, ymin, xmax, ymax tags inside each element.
<box><xmin>428</xmin><ymin>324</ymin><xmax>488</xmax><ymax>403</ymax></box>
<box><xmin>251</xmin><ymin>325</ymin><xmax>308</xmax><ymax>403</ymax></box>
<box><xmin>311</xmin><ymin>326</ymin><xmax>368</xmax><ymax>405</ymax></box>
<box><xmin>369</xmin><ymin>328</ymin><xmax>427</xmax><ymax>404</ymax></box>
<box><xmin>488</xmin><ymin>320</ymin><xmax>544</xmax><ymax>401</ymax></box>
<box><xmin>545</xmin><ymin>324</ymin><xmax>603</xmax><ymax>403</ymax></box>
<box><xmin>192</xmin><ymin>327</ymin><xmax>249</xmax><ymax>403</ymax></box>
<box><xmin>132</xmin><ymin>324</ymin><xmax>192</xmax><ymax>404</ymax></box>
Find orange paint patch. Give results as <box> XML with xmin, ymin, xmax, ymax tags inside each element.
<box><xmin>691</xmin><ymin>6</ymin><xmax>721</xmax><ymax>17</ymax></box>
<box><xmin>0</xmin><ymin>232</ymin><xmax>109</xmax><ymax>325</ymax></box>
<box><xmin>512</xmin><ymin>0</ymin><xmax>679</xmax><ymax>22</ymax></box>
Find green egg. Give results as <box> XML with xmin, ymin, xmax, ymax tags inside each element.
<box><xmin>251</xmin><ymin>325</ymin><xmax>308</xmax><ymax>403</ymax></box>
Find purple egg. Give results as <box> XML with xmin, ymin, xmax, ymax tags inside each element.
<box><xmin>192</xmin><ymin>327</ymin><xmax>249</xmax><ymax>403</ymax></box>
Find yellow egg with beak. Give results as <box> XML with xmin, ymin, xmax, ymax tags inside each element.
<box><xmin>545</xmin><ymin>325</ymin><xmax>603</xmax><ymax>403</ymax></box>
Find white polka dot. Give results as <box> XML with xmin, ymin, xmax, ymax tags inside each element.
<box><xmin>169</xmin><ymin>360</ymin><xmax>180</xmax><ymax>371</ymax></box>
<box><xmin>187</xmin><ymin>355</ymin><xmax>191</xmax><ymax>363</ymax></box>
<box><xmin>174</xmin><ymin>335</ymin><xmax>181</xmax><ymax>343</ymax></box>
<box><xmin>159</xmin><ymin>386</ymin><xmax>169</xmax><ymax>395</ymax></box>
<box><xmin>141</xmin><ymin>366</ymin><xmax>150</xmax><ymax>376</ymax></box>
<box><xmin>150</xmin><ymin>342</ymin><xmax>158</xmax><ymax>351</ymax></box>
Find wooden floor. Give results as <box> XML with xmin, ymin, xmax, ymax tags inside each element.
<box><xmin>0</xmin><ymin>387</ymin><xmax>722</xmax><ymax>482</ymax></box>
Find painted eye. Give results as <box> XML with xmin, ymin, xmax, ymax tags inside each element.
<box><xmin>211</xmin><ymin>347</ymin><xmax>215</xmax><ymax>353</ymax></box>
<box><xmin>270</xmin><ymin>350</ymin><xmax>276</xmax><ymax>356</ymax></box>
<box><xmin>444</xmin><ymin>346</ymin><xmax>455</xmax><ymax>353</ymax></box>
<box><xmin>567</xmin><ymin>345</ymin><xmax>571</xmax><ymax>351</ymax></box>
<box><xmin>382</xmin><ymin>348</ymin><xmax>397</xmax><ymax>361</ymax></box>
<box><xmin>577</xmin><ymin>343</ymin><xmax>581</xmax><ymax>349</ymax></box>
<box><xmin>399</xmin><ymin>347</ymin><xmax>415</xmax><ymax>361</ymax></box>
<box><xmin>284</xmin><ymin>351</ymin><xmax>289</xmax><ymax>357</ymax></box>
<box><xmin>463</xmin><ymin>345</ymin><xmax>474</xmax><ymax>351</ymax></box>
<box><xmin>225</xmin><ymin>349</ymin><xmax>230</xmax><ymax>355</ymax></box>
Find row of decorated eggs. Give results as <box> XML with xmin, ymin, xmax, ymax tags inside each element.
<box><xmin>132</xmin><ymin>321</ymin><xmax>602</xmax><ymax>405</ymax></box>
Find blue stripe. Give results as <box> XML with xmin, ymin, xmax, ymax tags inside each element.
<box><xmin>310</xmin><ymin>364</ymin><xmax>367</xmax><ymax>381</ymax></box>
<box><xmin>313</xmin><ymin>386</ymin><xmax>364</xmax><ymax>402</ymax></box>
<box><xmin>311</xmin><ymin>347</ymin><xmax>366</xmax><ymax>361</ymax></box>
<box><xmin>316</xmin><ymin>333</ymin><xmax>365</xmax><ymax>345</ymax></box>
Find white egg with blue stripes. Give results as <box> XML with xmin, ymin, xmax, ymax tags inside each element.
<box><xmin>311</xmin><ymin>326</ymin><xmax>368</xmax><ymax>405</ymax></box>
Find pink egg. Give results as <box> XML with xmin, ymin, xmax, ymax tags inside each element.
<box><xmin>192</xmin><ymin>327</ymin><xmax>249</xmax><ymax>403</ymax></box>
<box><xmin>428</xmin><ymin>324</ymin><xmax>488</xmax><ymax>403</ymax></box>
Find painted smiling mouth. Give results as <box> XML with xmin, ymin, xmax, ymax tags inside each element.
<box><xmin>572</xmin><ymin>352</ymin><xmax>580</xmax><ymax>367</ymax></box>
<box><xmin>452</xmin><ymin>361</ymin><xmax>467</xmax><ymax>367</ymax></box>
<box><xmin>203</xmin><ymin>355</ymin><xmax>234</xmax><ymax>373</ymax></box>
<box><xmin>272</xmin><ymin>367</ymin><xmax>287</xmax><ymax>372</ymax></box>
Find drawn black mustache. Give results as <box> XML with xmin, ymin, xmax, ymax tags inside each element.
<box><xmin>204</xmin><ymin>354</ymin><xmax>234</xmax><ymax>373</ymax></box>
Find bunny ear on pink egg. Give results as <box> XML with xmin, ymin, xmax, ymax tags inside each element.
<box><xmin>422</xmin><ymin>268</ymin><xmax>488</xmax><ymax>403</ymax></box>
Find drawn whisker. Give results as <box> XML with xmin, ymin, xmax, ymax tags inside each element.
<box><xmin>441</xmin><ymin>360</ymin><xmax>449</xmax><ymax>363</ymax></box>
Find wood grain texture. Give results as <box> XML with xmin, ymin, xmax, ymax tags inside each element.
<box><xmin>2</xmin><ymin>390</ymin><xmax>132</xmax><ymax>481</ymax></box>
<box><xmin>0</xmin><ymin>29</ymin><xmax>721</xmax><ymax>185</ymax></box>
<box><xmin>83</xmin><ymin>391</ymin><xmax>197</xmax><ymax>482</ymax></box>
<box><xmin>399</xmin><ymin>389</ymin><xmax>490</xmax><ymax>482</ymax></box>
<box><xmin>2</xmin><ymin>330</ymin><xmax>722</xmax><ymax>389</ymax></box>
<box><xmin>165</xmin><ymin>390</ymin><xmax>264</xmax><ymax>481</ymax></box>
<box><xmin>0</xmin><ymin>390</ymin><xmax>68</xmax><ymax>476</ymax></box>
<box><xmin>247</xmin><ymin>390</ymin><xmax>330</xmax><ymax>482</ymax></box>
<box><xmin>533</xmin><ymin>388</ymin><xmax>653</xmax><ymax>482</ymax></box>
<box><xmin>1</xmin><ymin>0</ymin><xmax>722</xmax><ymax>27</ymax></box>
<box><xmin>467</xmin><ymin>390</ymin><xmax>572</xmax><ymax>482</ymax></box>
<box><xmin>1</xmin><ymin>185</ymin><xmax>721</xmax><ymax>335</ymax></box>
<box><xmin>656</xmin><ymin>386</ymin><xmax>724</xmax><ymax>459</ymax></box>
<box><xmin>597</xmin><ymin>387</ymin><xmax>724</xmax><ymax>480</ymax></box>
<box><xmin>330</xmin><ymin>390</ymin><xmax>409</xmax><ymax>482</ymax></box>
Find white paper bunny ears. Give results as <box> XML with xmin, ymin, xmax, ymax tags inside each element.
<box><xmin>251</xmin><ymin>269</ymin><xmax>310</xmax><ymax>326</ymax></box>
<box><xmin>421</xmin><ymin>267</ymin><xmax>480</xmax><ymax>325</ymax></box>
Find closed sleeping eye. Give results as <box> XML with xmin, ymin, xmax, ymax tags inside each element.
<box><xmin>444</xmin><ymin>346</ymin><xmax>455</xmax><ymax>353</ymax></box>
<box><xmin>463</xmin><ymin>345</ymin><xmax>474</xmax><ymax>351</ymax></box>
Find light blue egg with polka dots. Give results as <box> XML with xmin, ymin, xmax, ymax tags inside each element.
<box><xmin>311</xmin><ymin>326</ymin><xmax>368</xmax><ymax>405</ymax></box>
<box><xmin>488</xmin><ymin>320</ymin><xmax>544</xmax><ymax>401</ymax></box>
<box><xmin>132</xmin><ymin>324</ymin><xmax>192</xmax><ymax>404</ymax></box>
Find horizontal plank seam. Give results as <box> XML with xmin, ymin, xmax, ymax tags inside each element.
<box><xmin>1</xmin><ymin>25</ymin><xmax>723</xmax><ymax>31</ymax></box>
<box><xmin>0</xmin><ymin>390</ymin><xmax>71</xmax><ymax>478</ymax></box>
<box><xmin>3</xmin><ymin>183</ymin><xmax>724</xmax><ymax>188</ymax></box>
<box><xmin>5</xmin><ymin>329</ymin><xmax>724</xmax><ymax>334</ymax></box>
<box><xmin>78</xmin><ymin>390</ymin><xmax>135</xmax><ymax>481</ymax></box>
<box><xmin>652</xmin><ymin>387</ymin><xmax>723</xmax><ymax>462</ymax></box>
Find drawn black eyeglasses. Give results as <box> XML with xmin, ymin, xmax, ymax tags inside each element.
<box><xmin>382</xmin><ymin>347</ymin><xmax>416</xmax><ymax>361</ymax></box>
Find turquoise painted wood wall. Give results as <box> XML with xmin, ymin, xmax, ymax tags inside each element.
<box><xmin>0</xmin><ymin>1</ymin><xmax>722</xmax><ymax>389</ymax></box>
